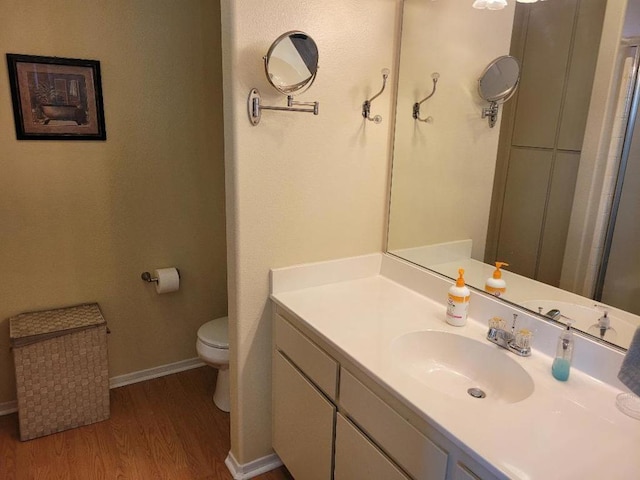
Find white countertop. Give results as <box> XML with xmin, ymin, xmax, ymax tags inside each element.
<box><xmin>271</xmin><ymin>254</ymin><xmax>640</xmax><ymax>480</ymax></box>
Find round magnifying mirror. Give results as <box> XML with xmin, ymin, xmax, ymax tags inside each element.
<box><xmin>478</xmin><ymin>55</ymin><xmax>520</xmax><ymax>103</ymax></box>
<box><xmin>264</xmin><ymin>31</ymin><xmax>319</xmax><ymax>95</ymax></box>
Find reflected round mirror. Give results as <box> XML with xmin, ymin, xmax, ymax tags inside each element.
<box><xmin>265</xmin><ymin>31</ymin><xmax>319</xmax><ymax>95</ymax></box>
<box><xmin>478</xmin><ymin>55</ymin><xmax>520</xmax><ymax>103</ymax></box>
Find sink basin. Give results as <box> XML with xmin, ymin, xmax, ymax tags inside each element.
<box><xmin>391</xmin><ymin>331</ymin><xmax>534</xmax><ymax>404</ymax></box>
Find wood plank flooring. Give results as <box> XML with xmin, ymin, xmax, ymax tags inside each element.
<box><xmin>0</xmin><ymin>367</ymin><xmax>292</xmax><ymax>480</ymax></box>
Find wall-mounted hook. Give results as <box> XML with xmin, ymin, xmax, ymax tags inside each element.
<box><xmin>413</xmin><ymin>72</ymin><xmax>439</xmax><ymax>123</ymax></box>
<box><xmin>362</xmin><ymin>68</ymin><xmax>390</xmax><ymax>124</ymax></box>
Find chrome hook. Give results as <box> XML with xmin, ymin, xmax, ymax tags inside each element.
<box><xmin>362</xmin><ymin>68</ymin><xmax>390</xmax><ymax>124</ymax></box>
<box><xmin>413</xmin><ymin>72</ymin><xmax>439</xmax><ymax>123</ymax></box>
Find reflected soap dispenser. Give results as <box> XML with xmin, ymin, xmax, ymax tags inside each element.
<box><xmin>587</xmin><ymin>309</ymin><xmax>617</xmax><ymax>343</ymax></box>
<box><xmin>446</xmin><ymin>269</ymin><xmax>470</xmax><ymax>327</ymax></box>
<box><xmin>552</xmin><ymin>322</ymin><xmax>574</xmax><ymax>381</ymax></box>
<box><xmin>485</xmin><ymin>262</ymin><xmax>509</xmax><ymax>297</ymax></box>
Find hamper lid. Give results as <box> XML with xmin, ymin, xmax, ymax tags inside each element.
<box><xmin>9</xmin><ymin>303</ymin><xmax>106</xmax><ymax>347</ymax></box>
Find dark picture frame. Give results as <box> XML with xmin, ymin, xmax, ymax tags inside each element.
<box><xmin>6</xmin><ymin>54</ymin><xmax>106</xmax><ymax>140</ymax></box>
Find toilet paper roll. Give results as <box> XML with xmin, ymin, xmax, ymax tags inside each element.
<box><xmin>155</xmin><ymin>268</ymin><xmax>180</xmax><ymax>294</ymax></box>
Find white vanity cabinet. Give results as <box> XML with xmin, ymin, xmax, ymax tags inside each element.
<box><xmin>273</xmin><ymin>312</ymin><xmax>338</xmax><ymax>480</ymax></box>
<box><xmin>273</xmin><ymin>307</ymin><xmax>497</xmax><ymax>480</ymax></box>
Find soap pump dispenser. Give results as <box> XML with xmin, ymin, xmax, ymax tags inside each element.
<box><xmin>446</xmin><ymin>268</ymin><xmax>470</xmax><ymax>327</ymax></box>
<box><xmin>552</xmin><ymin>321</ymin><xmax>574</xmax><ymax>381</ymax></box>
<box><xmin>485</xmin><ymin>261</ymin><xmax>509</xmax><ymax>297</ymax></box>
<box><xmin>587</xmin><ymin>308</ymin><xmax>617</xmax><ymax>342</ymax></box>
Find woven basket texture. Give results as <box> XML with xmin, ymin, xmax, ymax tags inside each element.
<box><xmin>10</xmin><ymin>303</ymin><xmax>110</xmax><ymax>441</ymax></box>
<box><xmin>10</xmin><ymin>303</ymin><xmax>105</xmax><ymax>343</ymax></box>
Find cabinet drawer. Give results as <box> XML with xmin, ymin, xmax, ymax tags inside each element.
<box><xmin>274</xmin><ymin>313</ymin><xmax>338</xmax><ymax>400</ymax></box>
<box><xmin>273</xmin><ymin>351</ymin><xmax>335</xmax><ymax>480</ymax></box>
<box><xmin>335</xmin><ymin>413</ymin><xmax>410</xmax><ymax>480</ymax></box>
<box><xmin>340</xmin><ymin>369</ymin><xmax>448</xmax><ymax>480</ymax></box>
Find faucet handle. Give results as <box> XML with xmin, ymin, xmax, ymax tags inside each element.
<box><xmin>488</xmin><ymin>317</ymin><xmax>505</xmax><ymax>330</ymax></box>
<box><xmin>514</xmin><ymin>328</ymin><xmax>533</xmax><ymax>350</ymax></box>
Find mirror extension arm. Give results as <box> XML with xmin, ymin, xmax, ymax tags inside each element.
<box><xmin>482</xmin><ymin>101</ymin><xmax>500</xmax><ymax>128</ymax></box>
<box><xmin>363</xmin><ymin>68</ymin><xmax>390</xmax><ymax>124</ymax></box>
<box><xmin>248</xmin><ymin>89</ymin><xmax>319</xmax><ymax>126</ymax></box>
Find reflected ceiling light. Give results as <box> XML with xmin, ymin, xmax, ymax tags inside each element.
<box><xmin>473</xmin><ymin>0</ymin><xmax>545</xmax><ymax>8</ymax></box>
<box><xmin>472</xmin><ymin>0</ymin><xmax>508</xmax><ymax>10</ymax></box>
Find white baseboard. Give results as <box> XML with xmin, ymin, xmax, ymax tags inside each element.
<box><xmin>109</xmin><ymin>357</ymin><xmax>205</xmax><ymax>389</ymax></box>
<box><xmin>0</xmin><ymin>400</ymin><xmax>17</xmax><ymax>416</ymax></box>
<box><xmin>0</xmin><ymin>357</ymin><xmax>206</xmax><ymax>416</ymax></box>
<box><xmin>225</xmin><ymin>451</ymin><xmax>283</xmax><ymax>480</ymax></box>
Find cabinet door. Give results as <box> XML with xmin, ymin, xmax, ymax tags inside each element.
<box><xmin>454</xmin><ymin>463</ymin><xmax>481</xmax><ymax>480</ymax></box>
<box><xmin>334</xmin><ymin>413</ymin><xmax>410</xmax><ymax>480</ymax></box>
<box><xmin>272</xmin><ymin>351</ymin><xmax>335</xmax><ymax>480</ymax></box>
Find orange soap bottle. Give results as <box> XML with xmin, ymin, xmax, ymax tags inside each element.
<box><xmin>485</xmin><ymin>262</ymin><xmax>509</xmax><ymax>297</ymax></box>
<box><xmin>446</xmin><ymin>269</ymin><xmax>470</xmax><ymax>327</ymax></box>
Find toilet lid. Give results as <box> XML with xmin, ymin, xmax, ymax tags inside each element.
<box><xmin>197</xmin><ymin>316</ymin><xmax>229</xmax><ymax>349</ymax></box>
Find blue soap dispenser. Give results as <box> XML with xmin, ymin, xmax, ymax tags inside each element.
<box><xmin>552</xmin><ymin>322</ymin><xmax>574</xmax><ymax>381</ymax></box>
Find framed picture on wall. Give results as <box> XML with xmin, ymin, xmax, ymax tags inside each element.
<box><xmin>6</xmin><ymin>54</ymin><xmax>106</xmax><ymax>140</ymax></box>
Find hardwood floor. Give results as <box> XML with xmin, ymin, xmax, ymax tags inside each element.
<box><xmin>0</xmin><ymin>367</ymin><xmax>292</xmax><ymax>480</ymax></box>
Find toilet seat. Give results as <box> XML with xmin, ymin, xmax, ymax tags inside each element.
<box><xmin>197</xmin><ymin>316</ymin><xmax>229</xmax><ymax>349</ymax></box>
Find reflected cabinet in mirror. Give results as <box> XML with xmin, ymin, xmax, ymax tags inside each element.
<box><xmin>387</xmin><ymin>0</ymin><xmax>640</xmax><ymax>350</ymax></box>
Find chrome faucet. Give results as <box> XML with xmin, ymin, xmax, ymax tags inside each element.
<box><xmin>537</xmin><ymin>307</ymin><xmax>576</xmax><ymax>326</ymax></box>
<box><xmin>543</xmin><ymin>308</ymin><xmax>562</xmax><ymax>321</ymax></box>
<box><xmin>487</xmin><ymin>314</ymin><xmax>532</xmax><ymax>357</ymax></box>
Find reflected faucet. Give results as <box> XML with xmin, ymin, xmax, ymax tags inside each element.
<box><xmin>544</xmin><ymin>308</ymin><xmax>562</xmax><ymax>321</ymax></box>
<box><xmin>487</xmin><ymin>314</ymin><xmax>532</xmax><ymax>357</ymax></box>
<box><xmin>538</xmin><ymin>307</ymin><xmax>576</xmax><ymax>325</ymax></box>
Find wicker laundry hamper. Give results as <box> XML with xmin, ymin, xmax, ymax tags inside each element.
<box><xmin>9</xmin><ymin>303</ymin><xmax>110</xmax><ymax>440</ymax></box>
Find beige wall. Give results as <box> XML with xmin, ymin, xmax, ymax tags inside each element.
<box><xmin>221</xmin><ymin>0</ymin><xmax>400</xmax><ymax>464</ymax></box>
<box><xmin>387</xmin><ymin>0</ymin><xmax>515</xmax><ymax>260</ymax></box>
<box><xmin>0</xmin><ymin>0</ymin><xmax>227</xmax><ymax>404</ymax></box>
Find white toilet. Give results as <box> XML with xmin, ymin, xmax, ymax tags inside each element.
<box><xmin>196</xmin><ymin>316</ymin><xmax>230</xmax><ymax>412</ymax></box>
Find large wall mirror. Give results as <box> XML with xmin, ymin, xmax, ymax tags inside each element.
<box><xmin>387</xmin><ymin>0</ymin><xmax>640</xmax><ymax>350</ymax></box>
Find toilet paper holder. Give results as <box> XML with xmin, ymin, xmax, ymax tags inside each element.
<box><xmin>141</xmin><ymin>269</ymin><xmax>181</xmax><ymax>283</ymax></box>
